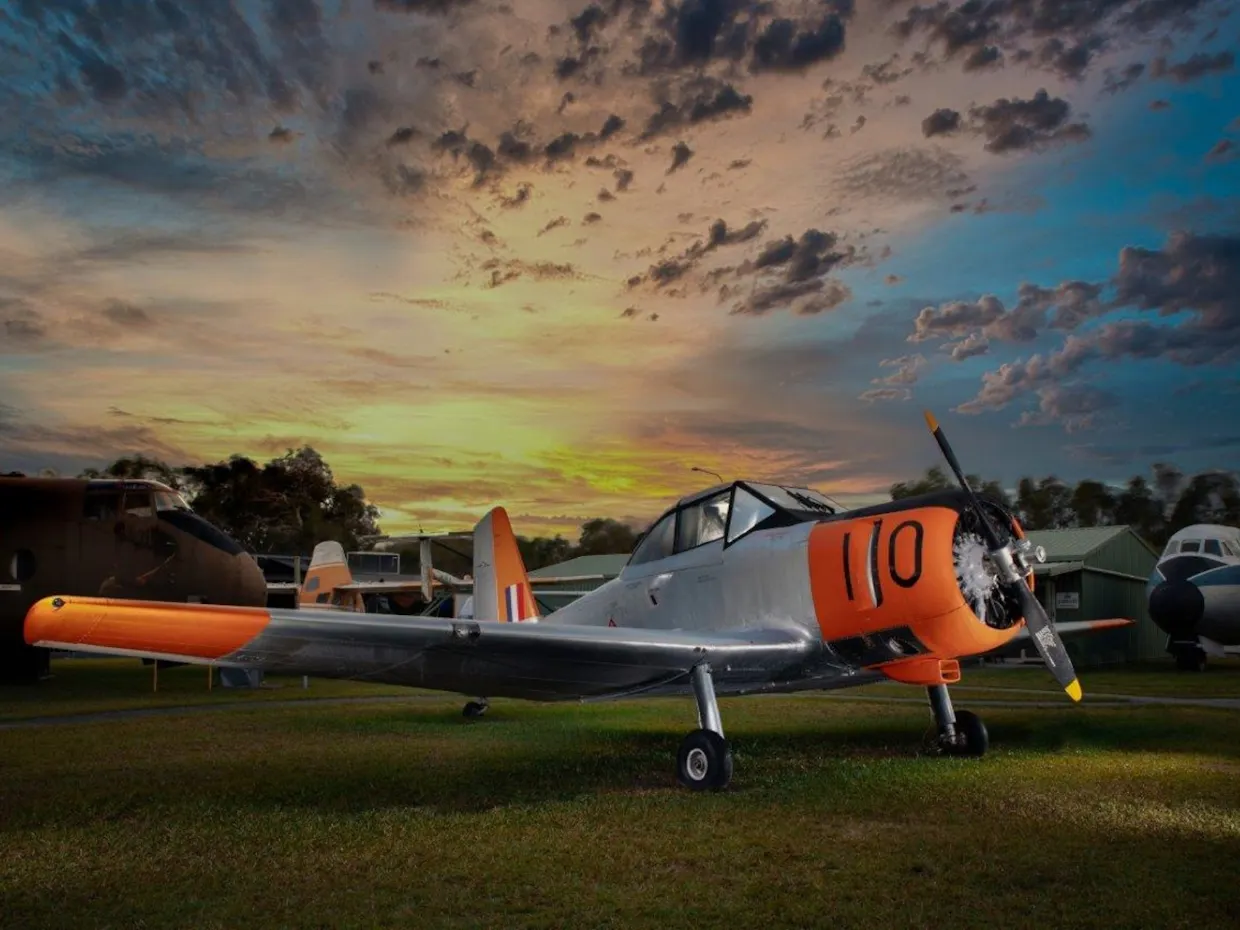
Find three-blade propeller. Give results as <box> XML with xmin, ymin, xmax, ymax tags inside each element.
<box><xmin>923</xmin><ymin>410</ymin><xmax>1083</xmax><ymax>702</ymax></box>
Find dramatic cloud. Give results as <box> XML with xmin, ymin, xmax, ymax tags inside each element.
<box><xmin>892</xmin><ymin>0</ymin><xmax>1214</xmax><ymax>83</ymax></box>
<box><xmin>728</xmin><ymin>228</ymin><xmax>859</xmax><ymax>316</ymax></box>
<box><xmin>863</xmin><ymin>353</ymin><xmax>928</xmax><ymax>400</ymax></box>
<box><xmin>922</xmin><ymin>108</ymin><xmax>961</xmax><ymax>137</ymax></box>
<box><xmin>1</xmin><ymin>0</ymin><xmax>1236</xmax><ymax>528</ymax></box>
<box><xmin>909</xmin><ymin>281</ymin><xmax>1104</xmax><ymax>346</ymax></box>
<box><xmin>1150</xmin><ymin>50</ymin><xmax>1235</xmax><ymax>83</ymax></box>
<box><xmin>641</xmin><ymin>76</ymin><xmax>754</xmax><ymax>138</ymax></box>
<box><xmin>968</xmin><ymin>89</ymin><xmax>1092</xmax><ymax>154</ymax></box>
<box><xmin>957</xmin><ymin>231</ymin><xmax>1240</xmax><ymax>426</ymax></box>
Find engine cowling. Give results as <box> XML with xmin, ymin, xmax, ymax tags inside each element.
<box><xmin>807</xmin><ymin>493</ymin><xmax>1031</xmax><ymax>666</ymax></box>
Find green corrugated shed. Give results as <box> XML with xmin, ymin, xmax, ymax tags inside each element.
<box><xmin>528</xmin><ymin>555</ymin><xmax>629</xmax><ymax>579</ymax></box>
<box><xmin>1020</xmin><ymin>525</ymin><xmax>1162</xmax><ymax>666</ymax></box>
<box><xmin>528</xmin><ymin>554</ymin><xmax>628</xmax><ymax>613</ymax></box>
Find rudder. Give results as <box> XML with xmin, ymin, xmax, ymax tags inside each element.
<box><xmin>299</xmin><ymin>541</ymin><xmax>361</xmax><ymax>610</ymax></box>
<box><xmin>472</xmin><ymin>507</ymin><xmax>539</xmax><ymax>623</ymax></box>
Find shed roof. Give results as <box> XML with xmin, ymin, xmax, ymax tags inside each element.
<box><xmin>528</xmin><ymin>553</ymin><xmax>629</xmax><ymax>579</ymax></box>
<box><xmin>1033</xmin><ymin>560</ymin><xmax>1084</xmax><ymax>577</ymax></box>
<box><xmin>1023</xmin><ymin>526</ymin><xmax>1133</xmax><ymax>562</ymax></box>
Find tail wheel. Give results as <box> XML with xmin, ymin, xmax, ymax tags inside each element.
<box><xmin>676</xmin><ymin>729</ymin><xmax>733</xmax><ymax>791</ymax></box>
<box><xmin>942</xmin><ymin>709</ymin><xmax>988</xmax><ymax>758</ymax></box>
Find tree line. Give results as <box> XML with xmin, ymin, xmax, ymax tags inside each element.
<box><xmin>891</xmin><ymin>464</ymin><xmax>1240</xmax><ymax>547</ymax></box>
<box><xmin>37</xmin><ymin>448</ymin><xmax>640</xmax><ymax>572</ymax></box>
<box><xmin>20</xmin><ymin>449</ymin><xmax>1238</xmax><ymax>568</ymax></box>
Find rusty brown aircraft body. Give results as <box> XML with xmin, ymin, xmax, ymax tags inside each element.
<box><xmin>0</xmin><ymin>477</ymin><xmax>268</xmax><ymax>684</ymax></box>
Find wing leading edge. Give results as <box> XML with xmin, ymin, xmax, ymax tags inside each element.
<box><xmin>24</xmin><ymin>596</ymin><xmax>841</xmax><ymax>701</ymax></box>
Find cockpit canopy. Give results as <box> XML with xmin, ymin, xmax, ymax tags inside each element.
<box><xmin>628</xmin><ymin>481</ymin><xmax>839</xmax><ymax>566</ymax></box>
<box><xmin>1163</xmin><ymin>536</ymin><xmax>1240</xmax><ymax>558</ymax></box>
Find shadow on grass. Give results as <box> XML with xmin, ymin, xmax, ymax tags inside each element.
<box><xmin>8</xmin><ymin>696</ymin><xmax>1239</xmax><ymax>832</ymax></box>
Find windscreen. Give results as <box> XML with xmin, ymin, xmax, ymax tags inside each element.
<box><xmin>745</xmin><ymin>483</ymin><xmax>837</xmax><ymax>515</ymax></box>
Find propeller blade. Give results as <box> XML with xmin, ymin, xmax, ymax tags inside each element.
<box><xmin>922</xmin><ymin>409</ymin><xmax>1082</xmax><ymax>702</ymax></box>
<box><xmin>1015</xmin><ymin>582</ymin><xmax>1082</xmax><ymax>702</ymax></box>
<box><xmin>922</xmin><ymin>411</ymin><xmax>1004</xmax><ymax>550</ymax></box>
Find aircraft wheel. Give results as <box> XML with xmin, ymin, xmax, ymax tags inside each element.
<box><xmin>676</xmin><ymin>728</ymin><xmax>732</xmax><ymax>791</ymax></box>
<box><xmin>1175</xmin><ymin>650</ymin><xmax>1206</xmax><ymax>672</ymax></box>
<box><xmin>942</xmin><ymin>709</ymin><xmax>988</xmax><ymax>758</ymax></box>
<box><xmin>462</xmin><ymin>700</ymin><xmax>488</xmax><ymax>718</ymax></box>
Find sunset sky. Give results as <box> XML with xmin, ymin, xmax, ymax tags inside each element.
<box><xmin>1</xmin><ymin>0</ymin><xmax>1238</xmax><ymax>539</ymax></box>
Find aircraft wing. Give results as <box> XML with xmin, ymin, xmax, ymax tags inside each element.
<box><xmin>24</xmin><ymin>596</ymin><xmax>837</xmax><ymax>702</ymax></box>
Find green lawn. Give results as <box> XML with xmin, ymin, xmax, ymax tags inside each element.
<box><xmin>1</xmin><ymin>659</ymin><xmax>1239</xmax><ymax>928</ymax></box>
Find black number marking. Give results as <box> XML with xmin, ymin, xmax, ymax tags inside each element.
<box><xmin>842</xmin><ymin>531</ymin><xmax>854</xmax><ymax>601</ymax></box>
<box><xmin>888</xmin><ymin>520</ymin><xmax>924</xmax><ymax>589</ymax></box>
<box><xmin>869</xmin><ymin>520</ymin><xmax>883</xmax><ymax>607</ymax></box>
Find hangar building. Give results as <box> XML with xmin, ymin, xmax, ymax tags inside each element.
<box><xmin>530</xmin><ymin>527</ymin><xmax>1162</xmax><ymax>667</ymax></box>
<box><xmin>528</xmin><ymin>554</ymin><xmax>628</xmax><ymax>614</ymax></box>
<box><xmin>1011</xmin><ymin>525</ymin><xmax>1162</xmax><ymax>665</ymax></box>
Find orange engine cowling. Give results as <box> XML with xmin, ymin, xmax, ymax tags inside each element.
<box><xmin>807</xmin><ymin>498</ymin><xmax>1031</xmax><ymax>672</ymax></box>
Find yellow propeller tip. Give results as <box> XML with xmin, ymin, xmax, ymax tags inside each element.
<box><xmin>923</xmin><ymin>410</ymin><xmax>939</xmax><ymax>432</ymax></box>
<box><xmin>1065</xmin><ymin>679</ymin><xmax>1083</xmax><ymax>702</ymax></box>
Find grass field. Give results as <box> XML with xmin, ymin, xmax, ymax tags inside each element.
<box><xmin>2</xmin><ymin>658</ymin><xmax>1240</xmax><ymax>928</ymax></box>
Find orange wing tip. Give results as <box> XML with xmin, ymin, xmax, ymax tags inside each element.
<box><xmin>24</xmin><ymin>595</ymin><xmax>270</xmax><ymax>660</ymax></box>
<box><xmin>1065</xmin><ymin>678</ymin><xmax>1083</xmax><ymax>702</ymax></box>
<box><xmin>923</xmin><ymin>409</ymin><xmax>939</xmax><ymax>432</ymax></box>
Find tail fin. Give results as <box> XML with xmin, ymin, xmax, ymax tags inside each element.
<box><xmin>299</xmin><ymin>541</ymin><xmax>360</xmax><ymax>609</ymax></box>
<box><xmin>472</xmin><ymin>507</ymin><xmax>539</xmax><ymax>622</ymax></box>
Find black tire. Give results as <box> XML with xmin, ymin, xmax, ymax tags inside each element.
<box><xmin>676</xmin><ymin>729</ymin><xmax>732</xmax><ymax>790</ymax></box>
<box><xmin>1175</xmin><ymin>650</ymin><xmax>1206</xmax><ymax>672</ymax></box>
<box><xmin>943</xmin><ymin>709</ymin><xmax>988</xmax><ymax>758</ymax></box>
<box><xmin>462</xmin><ymin>701</ymin><xmax>488</xmax><ymax>718</ymax></box>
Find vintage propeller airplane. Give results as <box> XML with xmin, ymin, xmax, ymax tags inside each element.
<box><xmin>23</xmin><ymin>413</ymin><xmax>1130</xmax><ymax>790</ymax></box>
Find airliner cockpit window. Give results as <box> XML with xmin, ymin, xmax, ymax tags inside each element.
<box><xmin>1162</xmin><ymin>541</ymin><xmax>1179</xmax><ymax>556</ymax></box>
<box><xmin>1180</xmin><ymin>540</ymin><xmax>1201</xmax><ymax>553</ymax></box>
<box><xmin>1203</xmin><ymin>539</ymin><xmax>1223</xmax><ymax>556</ymax></box>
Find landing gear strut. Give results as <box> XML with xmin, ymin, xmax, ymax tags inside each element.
<box><xmin>928</xmin><ymin>684</ymin><xmax>988</xmax><ymax>757</ymax></box>
<box><xmin>462</xmin><ymin>698</ymin><xmax>489</xmax><ymax>718</ymax></box>
<box><xmin>676</xmin><ymin>664</ymin><xmax>733</xmax><ymax>790</ymax></box>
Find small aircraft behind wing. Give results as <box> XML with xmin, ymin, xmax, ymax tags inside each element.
<box><xmin>1</xmin><ymin>476</ymin><xmax>268</xmax><ymax>684</ymax></box>
<box><xmin>23</xmin><ymin>414</ymin><xmax>1132</xmax><ymax>790</ymax></box>
<box><xmin>288</xmin><ymin>537</ymin><xmax>613</xmax><ymax>617</ymax></box>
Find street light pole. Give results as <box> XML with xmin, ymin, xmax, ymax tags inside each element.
<box><xmin>691</xmin><ymin>466</ymin><xmax>724</xmax><ymax>483</ymax></box>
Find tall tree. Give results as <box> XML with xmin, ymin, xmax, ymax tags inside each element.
<box><xmin>1114</xmin><ymin>476</ymin><xmax>1163</xmax><ymax>543</ymax></box>
<box><xmin>1152</xmin><ymin>462</ymin><xmax>1185</xmax><ymax>520</ymax></box>
<box><xmin>890</xmin><ymin>466</ymin><xmax>1008</xmax><ymax>504</ymax></box>
<box><xmin>1014</xmin><ymin>476</ymin><xmax>1074</xmax><ymax>529</ymax></box>
<box><xmin>1069</xmin><ymin>479</ymin><xmax>1116</xmax><ymax>527</ymax></box>
<box><xmin>890</xmin><ymin>466</ymin><xmax>953</xmax><ymax>499</ymax></box>
<box><xmin>80</xmin><ymin>455</ymin><xmax>185</xmax><ymax>490</ymax></box>
<box><xmin>169</xmin><ymin>447</ymin><xmax>380</xmax><ymax>553</ymax></box>
<box><xmin>1168</xmin><ymin>472</ymin><xmax>1240</xmax><ymax>530</ymax></box>
<box><xmin>576</xmin><ymin>517</ymin><xmax>639</xmax><ymax>556</ymax></box>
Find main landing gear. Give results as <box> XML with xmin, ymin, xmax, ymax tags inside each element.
<box><xmin>927</xmin><ymin>683</ymin><xmax>988</xmax><ymax>757</ymax></box>
<box><xmin>462</xmin><ymin>698</ymin><xmax>489</xmax><ymax>718</ymax></box>
<box><xmin>676</xmin><ymin>664</ymin><xmax>734</xmax><ymax>791</ymax></box>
